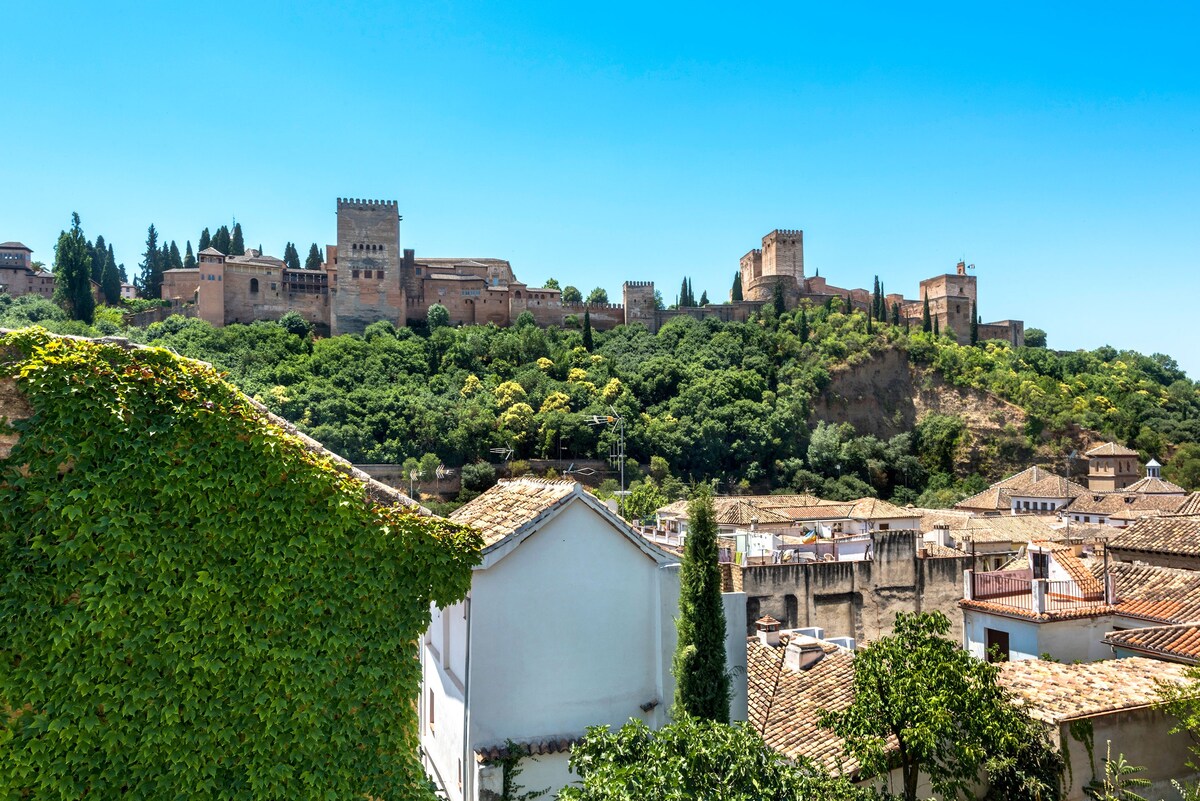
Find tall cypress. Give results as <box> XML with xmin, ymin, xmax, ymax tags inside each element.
<box><xmin>922</xmin><ymin>293</ymin><xmax>932</xmax><ymax>333</ymax></box>
<box><xmin>798</xmin><ymin>306</ymin><xmax>809</xmax><ymax>342</ymax></box>
<box><xmin>90</xmin><ymin>234</ymin><xmax>107</xmax><ymax>283</ymax></box>
<box><xmin>934</xmin><ymin>316</ymin><xmax>940</xmax><ymax>337</ymax></box>
<box><xmin>865</xmin><ymin>305</ymin><xmax>873</xmax><ymax>335</ymax></box>
<box><xmin>970</xmin><ymin>301</ymin><xmax>979</xmax><ymax>346</ymax></box>
<box><xmin>772</xmin><ymin>281</ymin><xmax>786</xmax><ymax>317</ymax></box>
<box><xmin>230</xmin><ymin>222</ymin><xmax>245</xmax><ymax>256</ymax></box>
<box><xmin>699</xmin><ymin>290</ymin><xmax>708</xmax><ymax>306</ymax></box>
<box><xmin>52</xmin><ymin>213</ymin><xmax>95</xmax><ymax>323</ymax></box>
<box><xmin>100</xmin><ymin>247</ymin><xmax>121</xmax><ymax>305</ymax></box>
<box><xmin>198</xmin><ymin>228</ymin><xmax>211</xmax><ymax>252</ymax></box>
<box><xmin>169</xmin><ymin>241</ymin><xmax>183</xmax><ymax>271</ymax></box>
<box><xmin>872</xmin><ymin>276</ymin><xmax>881</xmax><ymax>321</ymax></box>
<box><xmin>139</xmin><ymin>225</ymin><xmax>161</xmax><ymax>299</ymax></box>
<box><xmin>679</xmin><ymin>277</ymin><xmax>690</xmax><ymax>307</ymax></box>
<box><xmin>582</xmin><ymin>310</ymin><xmax>594</xmax><ymax>351</ymax></box>
<box><xmin>284</xmin><ymin>242</ymin><xmax>301</xmax><ymax>271</ymax></box>
<box><xmin>672</xmin><ymin>485</ymin><xmax>730</xmax><ymax>723</ymax></box>
<box><xmin>212</xmin><ymin>226</ymin><xmax>231</xmax><ymax>255</ymax></box>
<box><xmin>731</xmin><ymin>271</ymin><xmax>743</xmax><ymax>302</ymax></box>
<box><xmin>878</xmin><ymin>281</ymin><xmax>886</xmax><ymax>321</ymax></box>
<box><xmin>305</xmin><ymin>243</ymin><xmax>324</xmax><ymax>270</ymax></box>
<box><xmin>891</xmin><ymin>302</ymin><xmax>901</xmax><ymax>327</ymax></box>
<box><xmin>184</xmin><ymin>241</ymin><xmax>196</xmax><ymax>270</ymax></box>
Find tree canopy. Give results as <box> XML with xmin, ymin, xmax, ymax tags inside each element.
<box><xmin>51</xmin><ymin>212</ymin><xmax>95</xmax><ymax>324</ymax></box>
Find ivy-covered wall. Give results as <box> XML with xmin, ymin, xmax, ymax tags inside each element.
<box><xmin>0</xmin><ymin>328</ymin><xmax>481</xmax><ymax>799</ymax></box>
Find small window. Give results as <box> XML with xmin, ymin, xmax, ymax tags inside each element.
<box><xmin>428</xmin><ymin>690</ymin><xmax>435</xmax><ymax>733</ymax></box>
<box><xmin>270</xmin><ymin>283</ymin><xmax>277</xmax><ymax>291</ymax></box>
<box><xmin>249</xmin><ymin>278</ymin><xmax>259</xmax><ymax>293</ymax></box>
<box><xmin>352</xmin><ymin>270</ymin><xmax>359</xmax><ymax>279</ymax></box>
<box><xmin>364</xmin><ymin>270</ymin><xmax>372</xmax><ymax>279</ymax></box>
<box><xmin>1031</xmin><ymin>552</ymin><xmax>1049</xmax><ymax>580</ymax></box>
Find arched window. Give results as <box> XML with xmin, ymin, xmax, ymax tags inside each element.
<box><xmin>250</xmin><ymin>278</ymin><xmax>259</xmax><ymax>293</ymax></box>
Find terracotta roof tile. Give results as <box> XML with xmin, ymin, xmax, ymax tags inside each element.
<box><xmin>1109</xmin><ymin>514</ymin><xmax>1200</xmax><ymax>559</ymax></box>
<box><xmin>1125</xmin><ymin>476</ymin><xmax>1188</xmax><ymax>495</ymax></box>
<box><xmin>1103</xmin><ymin>624</ymin><xmax>1200</xmax><ymax>664</ymax></box>
<box><xmin>475</xmin><ymin>735</ymin><xmax>582</xmax><ymax>763</ymax></box>
<box><xmin>1068</xmin><ymin>493</ymin><xmax>1186</xmax><ymax>517</ymax></box>
<box><xmin>922</xmin><ymin>543</ymin><xmax>971</xmax><ymax>558</ymax></box>
<box><xmin>955</xmin><ymin>467</ymin><xmax>1085</xmax><ymax>512</ymax></box>
<box><xmin>1178</xmin><ymin>493</ymin><xmax>1200</xmax><ymax>516</ymax></box>
<box><xmin>449</xmin><ymin>478</ymin><xmax>578</xmax><ymax>547</ymax></box>
<box><xmin>1085</xmin><ymin>442</ymin><xmax>1140</xmax><ymax>457</ymax></box>
<box><xmin>998</xmin><ymin>657</ymin><xmax>1189</xmax><ymax>724</ymax></box>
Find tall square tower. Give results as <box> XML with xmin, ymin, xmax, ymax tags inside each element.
<box><xmin>332</xmin><ymin>198</ymin><xmax>404</xmax><ymax>335</ymax></box>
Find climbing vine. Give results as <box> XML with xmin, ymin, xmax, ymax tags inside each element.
<box><xmin>0</xmin><ymin>329</ymin><xmax>481</xmax><ymax>799</ymax></box>
<box><xmin>1068</xmin><ymin>718</ymin><xmax>1098</xmax><ymax>790</ymax></box>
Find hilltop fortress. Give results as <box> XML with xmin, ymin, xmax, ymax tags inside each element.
<box><xmin>161</xmin><ymin>197</ymin><xmax>1023</xmax><ymax>345</ymax></box>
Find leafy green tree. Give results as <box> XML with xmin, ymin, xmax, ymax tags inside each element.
<box><xmin>1164</xmin><ymin>443</ymin><xmax>1200</xmax><ymax>491</ymax></box>
<box><xmin>427</xmin><ymin>303</ymin><xmax>450</xmax><ymax>330</ymax></box>
<box><xmin>587</xmin><ymin>287</ymin><xmax>609</xmax><ymax>304</ymax></box>
<box><xmin>559</xmin><ymin>717</ymin><xmax>868</xmax><ymax>801</ymax></box>
<box><xmin>672</xmin><ymin>485</ymin><xmax>730</xmax><ymax>722</ymax></box>
<box><xmin>184</xmin><ymin>240</ymin><xmax>197</xmax><ymax>270</ymax></box>
<box><xmin>100</xmin><ymin>246</ymin><xmax>121</xmax><ymax>305</ymax></box>
<box><xmin>305</xmin><ymin>243</ymin><xmax>324</xmax><ymax>270</ymax></box>
<box><xmin>52</xmin><ymin>213</ymin><xmax>96</xmax><ymax>324</ymax></box>
<box><xmin>460</xmin><ymin>461</ymin><xmax>497</xmax><ymax>493</ymax></box>
<box><xmin>277</xmin><ymin>310</ymin><xmax>312</xmax><ymax>337</ymax></box>
<box><xmin>820</xmin><ymin>611</ymin><xmax>1042</xmax><ymax>801</ymax></box>
<box><xmin>283</xmin><ymin>242</ymin><xmax>301</xmax><ymax>271</ymax></box>
<box><xmin>623</xmin><ymin>478</ymin><xmax>668</xmax><ymax>521</ymax></box>
<box><xmin>798</xmin><ymin>306</ymin><xmax>809</xmax><ymax>342</ymax></box>
<box><xmin>543</xmin><ymin>277</ymin><xmax>560</xmax><ymax>290</ymax></box>
<box><xmin>582</xmin><ymin>310</ymin><xmax>594</xmax><ymax>351</ymax></box>
<box><xmin>730</xmin><ymin>271</ymin><xmax>743</xmax><ymax>302</ymax></box>
<box><xmin>137</xmin><ymin>224</ymin><xmax>161</xmax><ymax>299</ymax></box>
<box><xmin>1025</xmin><ymin>328</ymin><xmax>1048</xmax><ymax>348</ymax></box>
<box><xmin>230</xmin><ymin>221</ymin><xmax>245</xmax><ymax>256</ymax></box>
<box><xmin>562</xmin><ymin>285</ymin><xmax>583</xmax><ymax>303</ymax></box>
<box><xmin>515</xmin><ymin>311</ymin><xmax>536</xmax><ymax>328</ymax></box>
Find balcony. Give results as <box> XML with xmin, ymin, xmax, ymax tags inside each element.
<box><xmin>965</xmin><ymin>568</ymin><xmax>1111</xmax><ymax>614</ymax></box>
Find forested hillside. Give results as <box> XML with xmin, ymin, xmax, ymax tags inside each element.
<box><xmin>5</xmin><ymin>291</ymin><xmax>1197</xmax><ymax>510</ymax></box>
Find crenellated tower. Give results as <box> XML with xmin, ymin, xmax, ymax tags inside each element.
<box><xmin>742</xmin><ymin>229</ymin><xmax>804</xmax><ymax>303</ymax></box>
<box><xmin>331</xmin><ymin>198</ymin><xmax>404</xmax><ymax>335</ymax></box>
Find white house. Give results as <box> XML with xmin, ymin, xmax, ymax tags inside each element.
<box><xmin>421</xmin><ymin>479</ymin><xmax>748</xmax><ymax>801</ymax></box>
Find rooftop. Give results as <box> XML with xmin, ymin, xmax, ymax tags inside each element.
<box><xmin>1068</xmin><ymin>492</ymin><xmax>1187</xmax><ymax>517</ymax></box>
<box><xmin>0</xmin><ymin>241</ymin><xmax>32</xmax><ymax>251</ymax></box>
<box><xmin>955</xmin><ymin>466</ymin><xmax>1086</xmax><ymax>512</ymax></box>
<box><xmin>1109</xmin><ymin>514</ymin><xmax>1200</xmax><ymax>559</ymax></box>
<box><xmin>1086</xmin><ymin>442</ymin><xmax>1141</xmax><ymax>458</ymax></box>
<box><xmin>1103</xmin><ymin>624</ymin><xmax>1200</xmax><ymax>665</ymax></box>
<box><xmin>449</xmin><ymin>478</ymin><xmax>578</xmax><ymax>547</ymax></box>
<box><xmin>998</xmin><ymin>657</ymin><xmax>1189</xmax><ymax>725</ymax></box>
<box><xmin>1124</xmin><ymin>475</ymin><xmax>1188</xmax><ymax>495</ymax></box>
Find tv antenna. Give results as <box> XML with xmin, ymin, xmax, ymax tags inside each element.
<box><xmin>489</xmin><ymin>446</ymin><xmax>515</xmax><ymax>477</ymax></box>
<box><xmin>564</xmin><ymin>463</ymin><xmax>597</xmax><ymax>478</ymax></box>
<box><xmin>587</xmin><ymin>408</ymin><xmax>626</xmax><ymax>515</ymax></box>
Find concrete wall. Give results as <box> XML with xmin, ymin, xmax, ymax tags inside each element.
<box><xmin>1056</xmin><ymin>709</ymin><xmax>1199</xmax><ymax>801</ymax></box>
<box><xmin>962</xmin><ymin>609</ymin><xmax>1130</xmax><ymax>663</ymax></box>
<box><xmin>737</xmin><ymin>530</ymin><xmax>970</xmax><ymax>643</ymax></box>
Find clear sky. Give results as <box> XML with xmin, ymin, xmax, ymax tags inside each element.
<box><xmin>5</xmin><ymin>2</ymin><xmax>1198</xmax><ymax>376</ymax></box>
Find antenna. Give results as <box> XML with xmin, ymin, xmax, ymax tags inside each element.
<box><xmin>489</xmin><ymin>446</ymin><xmax>515</xmax><ymax>477</ymax></box>
<box><xmin>587</xmin><ymin>407</ymin><xmax>626</xmax><ymax>516</ymax></box>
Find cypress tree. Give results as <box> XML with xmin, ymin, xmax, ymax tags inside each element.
<box><xmin>922</xmin><ymin>293</ymin><xmax>932</xmax><ymax>333</ymax></box>
<box><xmin>198</xmin><ymin>228</ymin><xmax>211</xmax><ymax>252</ymax></box>
<box><xmin>169</xmin><ymin>241</ymin><xmax>183</xmax><ymax>271</ymax></box>
<box><xmin>970</xmin><ymin>301</ymin><xmax>979</xmax><ymax>345</ymax></box>
<box><xmin>160</xmin><ymin>244</ymin><xmax>171</xmax><ymax>280</ymax></box>
<box><xmin>672</xmin><ymin>485</ymin><xmax>730</xmax><ymax>723</ymax></box>
<box><xmin>872</xmin><ymin>276</ymin><xmax>881</xmax><ymax>321</ymax></box>
<box><xmin>139</xmin><ymin>225</ymin><xmax>161</xmax><ymax>299</ymax></box>
<box><xmin>731</xmin><ymin>272</ymin><xmax>743</xmax><ymax>302</ymax></box>
<box><xmin>230</xmin><ymin>222</ymin><xmax>245</xmax><ymax>256</ymax></box>
<box><xmin>100</xmin><ymin>247</ymin><xmax>121</xmax><ymax>305</ymax></box>
<box><xmin>772</xmin><ymin>281</ymin><xmax>786</xmax><ymax>317</ymax></box>
<box><xmin>582</xmin><ymin>310</ymin><xmax>594</xmax><ymax>351</ymax></box>
<box><xmin>305</xmin><ymin>243</ymin><xmax>324</xmax><ymax>270</ymax></box>
<box><xmin>865</xmin><ymin>305</ymin><xmax>873</xmax><ymax>334</ymax></box>
<box><xmin>699</xmin><ymin>290</ymin><xmax>708</xmax><ymax>306</ymax></box>
<box><xmin>184</xmin><ymin>241</ymin><xmax>196</xmax><ymax>270</ymax></box>
<box><xmin>878</xmin><ymin>281</ymin><xmax>886</xmax><ymax>321</ymax></box>
<box><xmin>679</xmin><ymin>277</ymin><xmax>690</xmax><ymax>307</ymax></box>
<box><xmin>798</xmin><ymin>306</ymin><xmax>809</xmax><ymax>342</ymax></box>
<box><xmin>934</xmin><ymin>316</ymin><xmax>940</xmax><ymax>337</ymax></box>
<box><xmin>90</xmin><ymin>234</ymin><xmax>107</xmax><ymax>283</ymax></box>
<box><xmin>891</xmin><ymin>302</ymin><xmax>900</xmax><ymax>327</ymax></box>
<box><xmin>52</xmin><ymin>213</ymin><xmax>95</xmax><ymax>324</ymax></box>
<box><xmin>212</xmin><ymin>226</ymin><xmax>231</xmax><ymax>255</ymax></box>
<box><xmin>284</xmin><ymin>242</ymin><xmax>301</xmax><ymax>271</ymax></box>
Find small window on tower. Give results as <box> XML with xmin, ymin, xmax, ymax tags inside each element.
<box><xmin>352</xmin><ymin>270</ymin><xmax>359</xmax><ymax>279</ymax></box>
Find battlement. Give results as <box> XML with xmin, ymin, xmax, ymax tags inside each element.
<box><xmin>337</xmin><ymin>198</ymin><xmax>398</xmax><ymax>210</ymax></box>
<box><xmin>766</xmin><ymin>229</ymin><xmax>803</xmax><ymax>239</ymax></box>
<box><xmin>623</xmin><ymin>280</ymin><xmax>654</xmax><ymax>288</ymax></box>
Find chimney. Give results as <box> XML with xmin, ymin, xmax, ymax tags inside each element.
<box><xmin>756</xmin><ymin>615</ymin><xmax>782</xmax><ymax>648</ymax></box>
<box><xmin>783</xmin><ymin>635</ymin><xmax>826</xmax><ymax>672</ymax></box>
<box><xmin>749</xmin><ymin>517</ymin><xmax>758</xmax><ymax>532</ymax></box>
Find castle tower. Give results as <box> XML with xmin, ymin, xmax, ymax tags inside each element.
<box><xmin>196</xmin><ymin>247</ymin><xmax>226</xmax><ymax>327</ymax></box>
<box><xmin>332</xmin><ymin>198</ymin><xmax>404</xmax><ymax>336</ymax></box>
<box><xmin>622</xmin><ymin>281</ymin><xmax>658</xmax><ymax>333</ymax></box>
<box><xmin>918</xmin><ymin>267</ymin><xmax>977</xmax><ymax>345</ymax></box>
<box><xmin>742</xmin><ymin>229</ymin><xmax>804</xmax><ymax>303</ymax></box>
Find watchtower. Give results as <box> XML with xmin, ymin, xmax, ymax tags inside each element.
<box><xmin>762</xmin><ymin>229</ymin><xmax>804</xmax><ymax>282</ymax></box>
<box><xmin>622</xmin><ymin>281</ymin><xmax>658</xmax><ymax>333</ymax></box>
<box><xmin>332</xmin><ymin>198</ymin><xmax>403</xmax><ymax>335</ymax></box>
<box><xmin>196</xmin><ymin>247</ymin><xmax>226</xmax><ymax>327</ymax></box>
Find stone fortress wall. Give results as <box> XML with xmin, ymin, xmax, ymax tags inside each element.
<box><xmin>160</xmin><ymin>196</ymin><xmax>1024</xmax><ymax>344</ymax></box>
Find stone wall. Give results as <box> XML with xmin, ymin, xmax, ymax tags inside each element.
<box><xmin>734</xmin><ymin>530</ymin><xmax>970</xmax><ymax>643</ymax></box>
<box><xmin>332</xmin><ymin>198</ymin><xmax>404</xmax><ymax>336</ymax></box>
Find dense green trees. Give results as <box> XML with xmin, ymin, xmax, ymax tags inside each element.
<box><xmin>672</xmin><ymin>487</ymin><xmax>731</xmax><ymax>723</ymax></box>
<box><xmin>138</xmin><ymin>224</ymin><xmax>162</xmax><ymax>299</ymax></box>
<box><xmin>559</xmin><ymin>717</ymin><xmax>870</xmax><ymax>801</ymax></box>
<box><xmin>731</xmin><ymin>271</ymin><xmax>743</xmax><ymax>302</ymax></box>
<box><xmin>562</xmin><ymin>285</ymin><xmax>582</xmax><ymax>303</ymax></box>
<box><xmin>51</xmin><ymin>213</ymin><xmax>95</xmax><ymax>324</ymax></box>
<box><xmin>305</xmin><ymin>243</ymin><xmax>324</xmax><ymax>270</ymax></box>
<box><xmin>283</xmin><ymin>242</ymin><xmax>301</xmax><ymax>270</ymax></box>
<box><xmin>587</xmin><ymin>287</ymin><xmax>609</xmax><ymax>304</ymax></box>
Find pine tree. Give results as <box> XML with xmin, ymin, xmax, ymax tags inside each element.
<box><xmin>139</xmin><ymin>225</ymin><xmax>161</xmax><ymax>299</ymax></box>
<box><xmin>922</xmin><ymin>293</ymin><xmax>932</xmax><ymax>333</ymax></box>
<box><xmin>100</xmin><ymin>246</ymin><xmax>121</xmax><ymax>305</ymax></box>
<box><xmin>230</xmin><ymin>222</ymin><xmax>245</xmax><ymax>256</ymax></box>
<box><xmin>582</xmin><ymin>310</ymin><xmax>594</xmax><ymax>351</ymax></box>
<box><xmin>699</xmin><ymin>290</ymin><xmax>708</xmax><ymax>306</ymax></box>
<box><xmin>169</xmin><ymin>241</ymin><xmax>183</xmax><ymax>271</ymax></box>
<box><xmin>305</xmin><ymin>243</ymin><xmax>324</xmax><ymax>270</ymax></box>
<box><xmin>198</xmin><ymin>228</ymin><xmax>211</xmax><ymax>252</ymax></box>
<box><xmin>672</xmin><ymin>485</ymin><xmax>730</xmax><ymax>723</ymax></box>
<box><xmin>184</xmin><ymin>241</ymin><xmax>196</xmax><ymax>270</ymax></box>
<box><xmin>283</xmin><ymin>242</ymin><xmax>301</xmax><ymax>271</ymax></box>
<box><xmin>731</xmin><ymin>271</ymin><xmax>743</xmax><ymax>302</ymax></box>
<box><xmin>891</xmin><ymin>302</ymin><xmax>900</xmax><ymax>327</ymax></box>
<box><xmin>798</xmin><ymin>307</ymin><xmax>809</xmax><ymax>342</ymax></box>
<box><xmin>52</xmin><ymin>213</ymin><xmax>96</xmax><ymax>323</ymax></box>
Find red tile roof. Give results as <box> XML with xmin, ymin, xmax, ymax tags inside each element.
<box><xmin>1108</xmin><ymin>514</ymin><xmax>1200</xmax><ymax>559</ymax></box>
<box><xmin>449</xmin><ymin>478</ymin><xmax>578</xmax><ymax>547</ymax></box>
<box><xmin>1086</xmin><ymin>442</ymin><xmax>1141</xmax><ymax>457</ymax></box>
<box><xmin>998</xmin><ymin>657</ymin><xmax>1189</xmax><ymax>724</ymax></box>
<box><xmin>1103</xmin><ymin>624</ymin><xmax>1200</xmax><ymax>664</ymax></box>
<box><xmin>475</xmin><ymin>735</ymin><xmax>582</xmax><ymax>763</ymax></box>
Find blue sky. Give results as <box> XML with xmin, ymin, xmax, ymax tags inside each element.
<box><xmin>5</xmin><ymin>2</ymin><xmax>1199</xmax><ymax>376</ymax></box>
